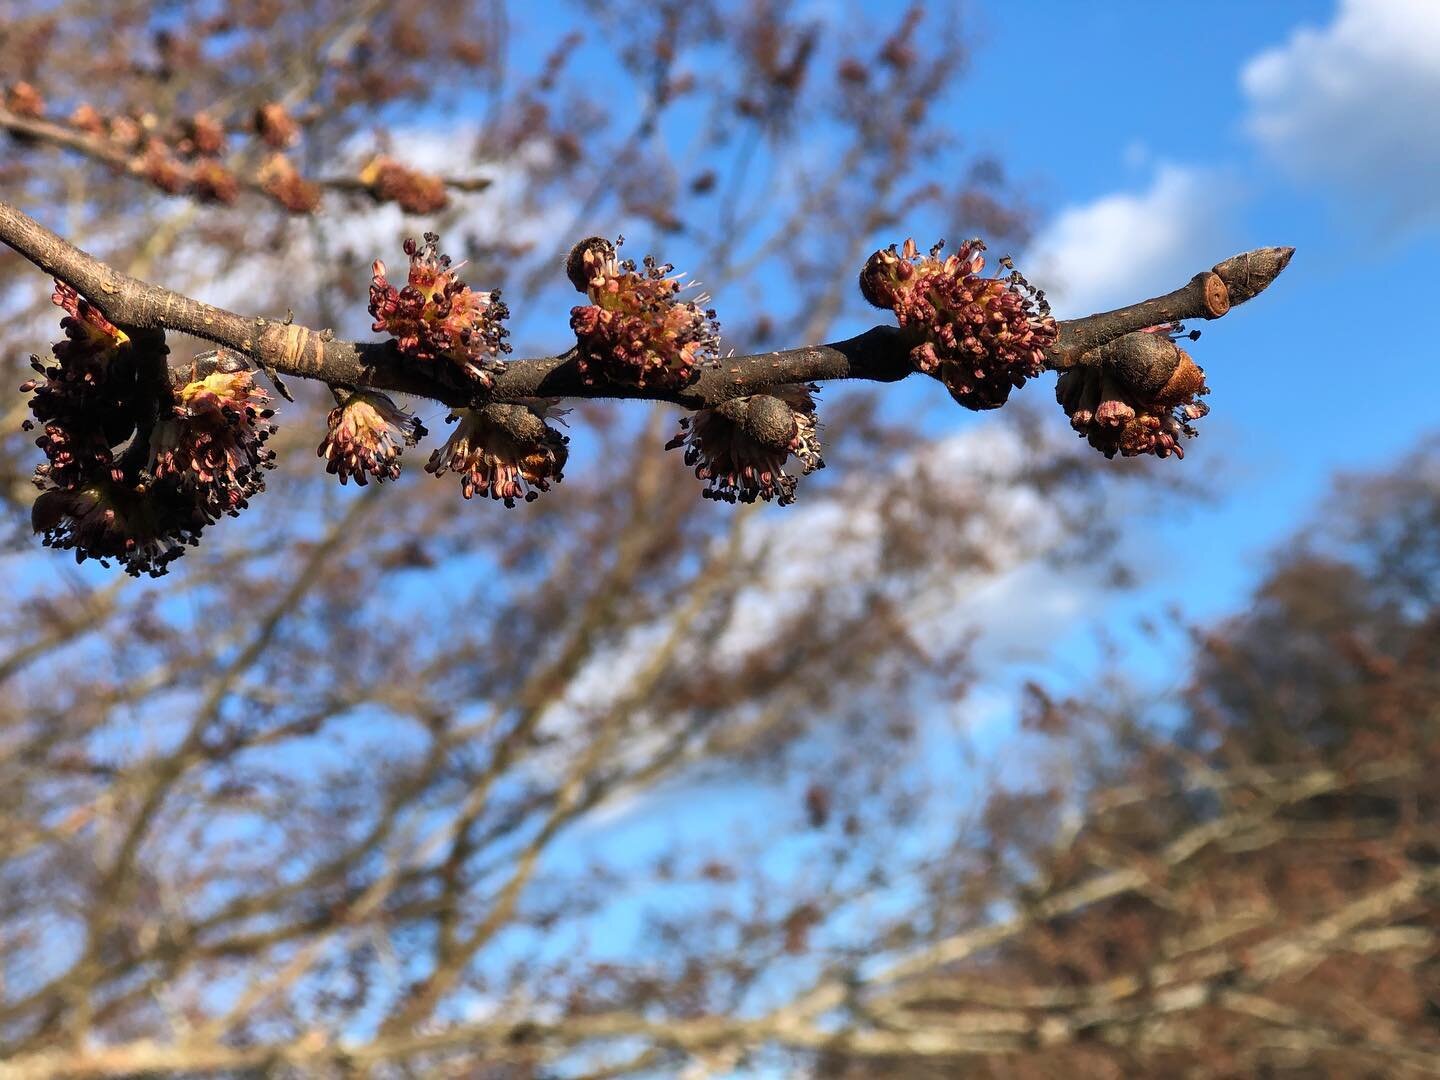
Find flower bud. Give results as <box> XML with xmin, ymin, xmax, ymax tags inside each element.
<box><xmin>1055</xmin><ymin>329</ymin><xmax>1210</xmax><ymax>460</ymax></box>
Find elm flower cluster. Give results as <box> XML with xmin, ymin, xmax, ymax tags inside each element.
<box><xmin>1055</xmin><ymin>326</ymin><xmax>1209</xmax><ymax>460</ymax></box>
<box><xmin>360</xmin><ymin>156</ymin><xmax>449</xmax><ymax>215</ymax></box>
<box><xmin>370</xmin><ymin>233</ymin><xmax>510</xmax><ymax>387</ymax></box>
<box><xmin>32</xmin><ymin>481</ymin><xmax>209</xmax><ymax>578</ymax></box>
<box><xmin>254</xmin><ymin>102</ymin><xmax>300</xmax><ymax>148</ymax></box>
<box><xmin>22</xmin><ymin>283</ymin><xmax>209</xmax><ymax>576</ymax></box>
<box><xmin>258</xmin><ymin>153</ymin><xmax>322</xmax><ymax>214</ymax></box>
<box><xmin>860</xmin><ymin>238</ymin><xmax>1058</xmax><ymax>410</ymax></box>
<box><xmin>24</xmin><ymin>284</ymin><xmax>146</xmax><ymax>491</ymax></box>
<box><xmin>148</xmin><ymin>365</ymin><xmax>277</xmax><ymax>517</ymax></box>
<box><xmin>426</xmin><ymin>401</ymin><xmax>569</xmax><ymax>507</ymax></box>
<box><xmin>665</xmin><ymin>385</ymin><xmax>823</xmax><ymax>506</ymax></box>
<box><xmin>318</xmin><ymin>391</ymin><xmax>426</xmax><ymax>486</ymax></box>
<box><xmin>567</xmin><ymin>237</ymin><xmax>721</xmax><ymax>390</ymax></box>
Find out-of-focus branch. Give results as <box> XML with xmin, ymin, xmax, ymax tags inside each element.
<box><xmin>0</xmin><ymin>198</ymin><xmax>1293</xmax><ymax>410</ymax></box>
<box><xmin>0</xmin><ymin>107</ymin><xmax>492</xmax><ymax>210</ymax></box>
<box><xmin>3</xmin><ymin>757</ymin><xmax>1425</xmax><ymax>1079</ymax></box>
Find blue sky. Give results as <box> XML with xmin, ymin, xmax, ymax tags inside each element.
<box><xmin>960</xmin><ymin>0</ymin><xmax>1440</xmax><ymax>631</ymax></box>
<box><xmin>11</xmin><ymin>1</ymin><xmax>1438</xmax><ymax>1048</ymax></box>
<box><xmin>527</xmin><ymin>0</ymin><xmax>1440</xmax><ymax>976</ymax></box>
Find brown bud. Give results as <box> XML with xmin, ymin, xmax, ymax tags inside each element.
<box><xmin>1211</xmin><ymin>247</ymin><xmax>1295</xmax><ymax>306</ymax></box>
<box><xmin>743</xmin><ymin>394</ymin><xmax>800</xmax><ymax>450</ymax></box>
<box><xmin>1100</xmin><ymin>332</ymin><xmax>1182</xmax><ymax>400</ymax></box>
<box><xmin>565</xmin><ymin>237</ymin><xmax>617</xmax><ymax>292</ymax></box>
<box><xmin>1153</xmin><ymin>348</ymin><xmax>1206</xmax><ymax>406</ymax></box>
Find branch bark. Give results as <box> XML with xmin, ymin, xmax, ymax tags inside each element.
<box><xmin>0</xmin><ymin>199</ymin><xmax>1292</xmax><ymax>410</ymax></box>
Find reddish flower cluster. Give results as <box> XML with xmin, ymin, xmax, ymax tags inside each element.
<box><xmin>3</xmin><ymin>81</ymin><xmax>45</xmax><ymax>118</ymax></box>
<box><xmin>567</xmin><ymin>237</ymin><xmax>721</xmax><ymax>390</ymax></box>
<box><xmin>138</xmin><ymin>139</ymin><xmax>190</xmax><ymax>195</ymax></box>
<box><xmin>426</xmin><ymin>401</ymin><xmax>569</xmax><ymax>507</ymax></box>
<box><xmin>860</xmin><ymin>238</ymin><xmax>1058</xmax><ymax>410</ymax></box>
<box><xmin>258</xmin><ymin>154</ymin><xmax>322</xmax><ymax>214</ymax></box>
<box><xmin>190</xmin><ymin>158</ymin><xmax>240</xmax><ymax>205</ymax></box>
<box><xmin>254</xmin><ymin>102</ymin><xmax>300</xmax><ymax>148</ymax></box>
<box><xmin>666</xmin><ymin>385</ymin><xmax>823</xmax><ymax>506</ymax></box>
<box><xmin>32</xmin><ymin>481</ymin><xmax>209</xmax><ymax>579</ymax></box>
<box><xmin>23</xmin><ymin>284</ymin><xmax>145</xmax><ymax>492</ymax></box>
<box><xmin>370</xmin><ymin>233</ymin><xmax>511</xmax><ymax>387</ymax></box>
<box><xmin>360</xmin><ymin>155</ymin><xmax>449</xmax><ymax>214</ymax></box>
<box><xmin>147</xmin><ymin>366</ymin><xmax>277</xmax><ymax>518</ymax></box>
<box><xmin>178</xmin><ymin>112</ymin><xmax>226</xmax><ymax>157</ymax></box>
<box><xmin>318</xmin><ymin>391</ymin><xmax>426</xmax><ymax>486</ymax></box>
<box><xmin>1055</xmin><ymin>327</ymin><xmax>1210</xmax><ymax>460</ymax></box>
<box><xmin>23</xmin><ymin>284</ymin><xmax>230</xmax><ymax>576</ymax></box>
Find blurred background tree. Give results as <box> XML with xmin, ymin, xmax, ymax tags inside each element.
<box><xmin>0</xmin><ymin>1</ymin><xmax>1429</xmax><ymax>1077</ymax></box>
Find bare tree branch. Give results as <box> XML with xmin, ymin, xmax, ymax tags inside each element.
<box><xmin>0</xmin><ymin>199</ymin><xmax>1293</xmax><ymax>410</ymax></box>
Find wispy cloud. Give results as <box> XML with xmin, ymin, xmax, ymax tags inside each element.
<box><xmin>1241</xmin><ymin>0</ymin><xmax>1440</xmax><ymax>232</ymax></box>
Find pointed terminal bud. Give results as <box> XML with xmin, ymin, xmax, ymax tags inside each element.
<box><xmin>1211</xmin><ymin>247</ymin><xmax>1295</xmax><ymax>306</ymax></box>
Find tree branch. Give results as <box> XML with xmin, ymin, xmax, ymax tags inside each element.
<box><xmin>0</xmin><ymin>107</ymin><xmax>491</xmax><ymax>210</ymax></box>
<box><xmin>0</xmin><ymin>198</ymin><xmax>1292</xmax><ymax>410</ymax></box>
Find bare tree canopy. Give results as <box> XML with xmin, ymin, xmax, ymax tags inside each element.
<box><xmin>9</xmin><ymin>3</ymin><xmax>1429</xmax><ymax>1080</ymax></box>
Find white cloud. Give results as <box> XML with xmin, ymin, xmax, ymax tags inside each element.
<box><xmin>1241</xmin><ymin>0</ymin><xmax>1440</xmax><ymax>230</ymax></box>
<box><xmin>711</xmin><ymin>420</ymin><xmax>1115</xmax><ymax>668</ymax></box>
<box><xmin>1023</xmin><ymin>165</ymin><xmax>1237</xmax><ymax>319</ymax></box>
